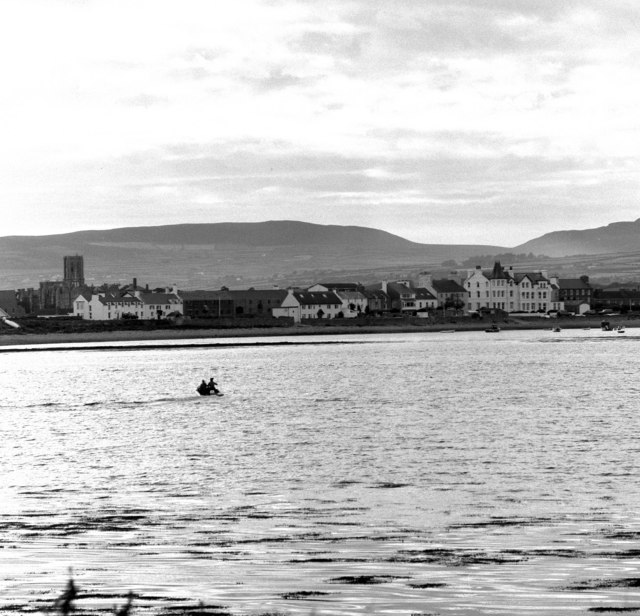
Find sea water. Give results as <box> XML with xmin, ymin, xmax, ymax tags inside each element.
<box><xmin>1</xmin><ymin>329</ymin><xmax>640</xmax><ymax>615</ymax></box>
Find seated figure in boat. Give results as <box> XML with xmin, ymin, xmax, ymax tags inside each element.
<box><xmin>197</xmin><ymin>379</ymin><xmax>209</xmax><ymax>396</ymax></box>
<box><xmin>208</xmin><ymin>377</ymin><xmax>219</xmax><ymax>394</ymax></box>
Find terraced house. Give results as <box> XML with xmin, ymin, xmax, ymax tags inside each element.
<box><xmin>464</xmin><ymin>262</ymin><xmax>552</xmax><ymax>313</ymax></box>
<box><xmin>418</xmin><ymin>273</ymin><xmax>467</xmax><ymax>310</ymax></box>
<box><xmin>272</xmin><ymin>289</ymin><xmax>342</xmax><ymax>322</ymax></box>
<box><xmin>308</xmin><ymin>283</ymin><xmax>368</xmax><ymax>317</ymax></box>
<box><xmin>73</xmin><ymin>287</ymin><xmax>183</xmax><ymax>320</ymax></box>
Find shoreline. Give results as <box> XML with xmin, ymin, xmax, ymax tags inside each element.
<box><xmin>0</xmin><ymin>316</ymin><xmax>635</xmax><ymax>349</ymax></box>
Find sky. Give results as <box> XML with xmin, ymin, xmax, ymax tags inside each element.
<box><xmin>1</xmin><ymin>0</ymin><xmax>640</xmax><ymax>246</ymax></box>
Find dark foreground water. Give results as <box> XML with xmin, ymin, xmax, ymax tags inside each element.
<box><xmin>2</xmin><ymin>329</ymin><xmax>640</xmax><ymax>615</ymax></box>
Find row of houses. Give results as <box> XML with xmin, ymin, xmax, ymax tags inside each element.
<box><xmin>73</xmin><ymin>286</ymin><xmax>183</xmax><ymax>321</ymax></box>
<box><xmin>1</xmin><ymin>257</ymin><xmax>628</xmax><ymax>324</ymax></box>
<box><xmin>64</xmin><ymin>263</ymin><xmax>593</xmax><ymax>323</ymax></box>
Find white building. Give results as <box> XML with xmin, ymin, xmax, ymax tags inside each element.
<box><xmin>73</xmin><ymin>287</ymin><xmax>183</xmax><ymax>320</ymax></box>
<box><xmin>464</xmin><ymin>262</ymin><xmax>553</xmax><ymax>314</ymax></box>
<box><xmin>333</xmin><ymin>290</ymin><xmax>368</xmax><ymax>317</ymax></box>
<box><xmin>307</xmin><ymin>284</ymin><xmax>368</xmax><ymax>318</ymax></box>
<box><xmin>413</xmin><ymin>287</ymin><xmax>438</xmax><ymax>312</ymax></box>
<box><xmin>272</xmin><ymin>289</ymin><xmax>343</xmax><ymax>323</ymax></box>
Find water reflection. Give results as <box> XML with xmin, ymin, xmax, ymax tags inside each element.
<box><xmin>1</xmin><ymin>330</ymin><xmax>640</xmax><ymax>614</ymax></box>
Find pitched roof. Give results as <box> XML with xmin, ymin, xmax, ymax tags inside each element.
<box><xmin>559</xmin><ymin>278</ymin><xmax>592</xmax><ymax>289</ymax></box>
<box><xmin>293</xmin><ymin>291</ymin><xmax>341</xmax><ymax>306</ymax></box>
<box><xmin>414</xmin><ymin>287</ymin><xmax>436</xmax><ymax>300</ymax></box>
<box><xmin>431</xmin><ymin>279</ymin><xmax>466</xmax><ymax>293</ymax></box>
<box><xmin>385</xmin><ymin>282</ymin><xmax>415</xmax><ymax>298</ymax></box>
<box><xmin>362</xmin><ymin>288</ymin><xmax>388</xmax><ymax>300</ymax></box>
<box><xmin>334</xmin><ymin>290</ymin><xmax>367</xmax><ymax>300</ymax></box>
<box><xmin>72</xmin><ymin>290</ymin><xmax>93</xmax><ymax>302</ymax></box>
<box><xmin>317</xmin><ymin>282</ymin><xmax>361</xmax><ymax>291</ymax></box>
<box><xmin>489</xmin><ymin>261</ymin><xmax>511</xmax><ymax>280</ymax></box>
<box><xmin>513</xmin><ymin>272</ymin><xmax>549</xmax><ymax>284</ymax></box>
<box><xmin>139</xmin><ymin>292</ymin><xmax>181</xmax><ymax>304</ymax></box>
<box><xmin>99</xmin><ymin>294</ymin><xmax>142</xmax><ymax>305</ymax></box>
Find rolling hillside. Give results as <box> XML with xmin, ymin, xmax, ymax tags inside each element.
<box><xmin>0</xmin><ymin>221</ymin><xmax>505</xmax><ymax>290</ymax></box>
<box><xmin>2</xmin><ymin>217</ymin><xmax>639</xmax><ymax>290</ymax></box>
<box><xmin>514</xmin><ymin>218</ymin><xmax>640</xmax><ymax>257</ymax></box>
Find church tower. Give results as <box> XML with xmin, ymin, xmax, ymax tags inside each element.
<box><xmin>63</xmin><ymin>255</ymin><xmax>85</xmax><ymax>287</ymax></box>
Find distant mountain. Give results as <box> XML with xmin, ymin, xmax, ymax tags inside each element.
<box><xmin>0</xmin><ymin>221</ymin><xmax>506</xmax><ymax>290</ymax></box>
<box><xmin>514</xmin><ymin>218</ymin><xmax>640</xmax><ymax>257</ymax></box>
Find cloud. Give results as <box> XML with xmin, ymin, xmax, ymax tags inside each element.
<box><xmin>242</xmin><ymin>68</ymin><xmax>309</xmax><ymax>92</ymax></box>
<box><xmin>1</xmin><ymin>0</ymin><xmax>640</xmax><ymax>245</ymax></box>
<box><xmin>120</xmin><ymin>93</ymin><xmax>168</xmax><ymax>108</ymax></box>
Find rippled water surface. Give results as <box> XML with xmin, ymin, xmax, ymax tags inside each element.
<box><xmin>2</xmin><ymin>330</ymin><xmax>640</xmax><ymax>615</ymax></box>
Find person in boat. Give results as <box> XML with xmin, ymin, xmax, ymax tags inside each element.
<box><xmin>207</xmin><ymin>377</ymin><xmax>219</xmax><ymax>394</ymax></box>
<box><xmin>197</xmin><ymin>379</ymin><xmax>209</xmax><ymax>395</ymax></box>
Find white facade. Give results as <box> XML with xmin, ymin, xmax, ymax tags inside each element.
<box><xmin>272</xmin><ymin>289</ymin><xmax>343</xmax><ymax>323</ymax></box>
<box><xmin>413</xmin><ymin>288</ymin><xmax>438</xmax><ymax>311</ymax></box>
<box><xmin>334</xmin><ymin>290</ymin><xmax>368</xmax><ymax>317</ymax></box>
<box><xmin>73</xmin><ymin>289</ymin><xmax>183</xmax><ymax>320</ymax></box>
<box><xmin>465</xmin><ymin>269</ymin><xmax>491</xmax><ymax>312</ymax></box>
<box><xmin>514</xmin><ymin>275</ymin><xmax>550</xmax><ymax>313</ymax></box>
<box><xmin>464</xmin><ymin>265</ymin><xmax>553</xmax><ymax>314</ymax></box>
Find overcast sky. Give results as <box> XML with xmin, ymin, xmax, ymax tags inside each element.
<box><xmin>2</xmin><ymin>1</ymin><xmax>639</xmax><ymax>246</ymax></box>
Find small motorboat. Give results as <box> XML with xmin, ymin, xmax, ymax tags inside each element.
<box><xmin>197</xmin><ymin>387</ymin><xmax>224</xmax><ymax>397</ymax></box>
<box><xmin>197</xmin><ymin>380</ymin><xmax>224</xmax><ymax>396</ymax></box>
<box><xmin>552</xmin><ymin>327</ymin><xmax>561</xmax><ymax>333</ymax></box>
<box><xmin>616</xmin><ymin>326</ymin><xmax>626</xmax><ymax>334</ymax></box>
<box><xmin>485</xmin><ymin>325</ymin><xmax>500</xmax><ymax>333</ymax></box>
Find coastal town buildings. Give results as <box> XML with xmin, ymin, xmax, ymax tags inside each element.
<box><xmin>365</xmin><ymin>281</ymin><xmax>433</xmax><ymax>313</ymax></box>
<box><xmin>5</xmin><ymin>249</ymin><xmax>625</xmax><ymax>323</ymax></box>
<box><xmin>594</xmin><ymin>287</ymin><xmax>640</xmax><ymax>312</ymax></box>
<box><xmin>308</xmin><ymin>284</ymin><xmax>368</xmax><ymax>317</ymax></box>
<box><xmin>557</xmin><ymin>277</ymin><xmax>593</xmax><ymax>313</ymax></box>
<box><xmin>463</xmin><ymin>262</ymin><xmax>557</xmax><ymax>313</ymax></box>
<box><xmin>418</xmin><ymin>273</ymin><xmax>467</xmax><ymax>310</ymax></box>
<box><xmin>362</xmin><ymin>288</ymin><xmax>390</xmax><ymax>314</ymax></box>
<box><xmin>73</xmin><ymin>287</ymin><xmax>183</xmax><ymax>320</ymax></box>
<box><xmin>271</xmin><ymin>289</ymin><xmax>342</xmax><ymax>322</ymax></box>
<box><xmin>180</xmin><ymin>289</ymin><xmax>288</xmax><ymax>318</ymax></box>
<box><xmin>39</xmin><ymin>255</ymin><xmax>89</xmax><ymax>314</ymax></box>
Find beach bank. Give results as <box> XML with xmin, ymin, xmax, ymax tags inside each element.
<box><xmin>0</xmin><ymin>315</ymin><xmax>636</xmax><ymax>348</ymax></box>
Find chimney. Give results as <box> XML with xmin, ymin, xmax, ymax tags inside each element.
<box><xmin>381</xmin><ymin>280</ymin><xmax>388</xmax><ymax>293</ymax></box>
<box><xmin>133</xmin><ymin>277</ymin><xmax>137</xmax><ymax>289</ymax></box>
